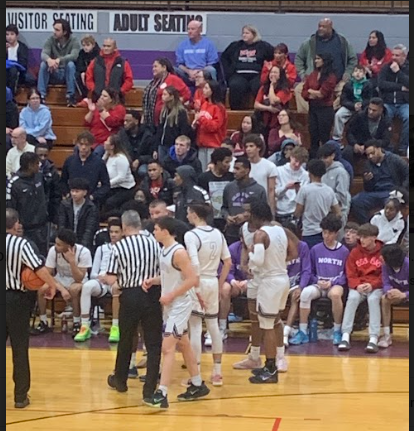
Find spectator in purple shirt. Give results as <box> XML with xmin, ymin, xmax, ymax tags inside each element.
<box><xmin>282</xmin><ymin>223</ymin><xmax>312</xmax><ymax>346</ymax></box>
<box><xmin>378</xmin><ymin>244</ymin><xmax>409</xmax><ymax>349</ymax></box>
<box><xmin>219</xmin><ymin>239</ymin><xmax>249</xmax><ymax>335</ymax></box>
<box><xmin>290</xmin><ymin>214</ymin><xmax>350</xmax><ymax>346</ymax></box>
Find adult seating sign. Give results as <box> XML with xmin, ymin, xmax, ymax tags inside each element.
<box><xmin>109</xmin><ymin>11</ymin><xmax>207</xmax><ymax>34</ymax></box>
<box><xmin>6</xmin><ymin>8</ymin><xmax>98</xmax><ymax>32</ymax></box>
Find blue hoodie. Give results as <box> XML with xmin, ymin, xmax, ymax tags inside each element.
<box><xmin>19</xmin><ymin>104</ymin><xmax>57</xmax><ymax>141</ymax></box>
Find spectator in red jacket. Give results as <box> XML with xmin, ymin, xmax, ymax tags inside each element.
<box><xmin>260</xmin><ymin>43</ymin><xmax>297</xmax><ymax>88</ymax></box>
<box><xmin>339</xmin><ymin>224</ymin><xmax>383</xmax><ymax>354</ymax></box>
<box><xmin>230</xmin><ymin>114</ymin><xmax>264</xmax><ymax>157</ymax></box>
<box><xmin>143</xmin><ymin>58</ymin><xmax>191</xmax><ymax>127</ymax></box>
<box><xmin>302</xmin><ymin>53</ymin><xmax>337</xmax><ymax>159</ymax></box>
<box><xmin>192</xmin><ymin>80</ymin><xmax>228</xmax><ymax>171</ymax></box>
<box><xmin>254</xmin><ymin>65</ymin><xmax>292</xmax><ymax>133</ymax></box>
<box><xmin>192</xmin><ymin>69</ymin><xmax>211</xmax><ymax>111</ymax></box>
<box><xmin>359</xmin><ymin>31</ymin><xmax>392</xmax><ymax>88</ymax></box>
<box><xmin>86</xmin><ymin>38</ymin><xmax>133</xmax><ymax>102</ymax></box>
<box><xmin>84</xmin><ymin>87</ymin><xmax>126</xmax><ymax>157</ymax></box>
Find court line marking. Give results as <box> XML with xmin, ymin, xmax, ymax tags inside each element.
<box><xmin>273</xmin><ymin>418</ymin><xmax>282</xmax><ymax>431</ymax></box>
<box><xmin>6</xmin><ymin>390</ymin><xmax>408</xmax><ymax>426</ymax></box>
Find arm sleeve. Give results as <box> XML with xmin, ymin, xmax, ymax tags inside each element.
<box><xmin>90</xmin><ymin>246</ymin><xmax>103</xmax><ymax>279</ymax></box>
<box><xmin>184</xmin><ymin>231</ymin><xmax>201</xmax><ymax>276</ymax></box>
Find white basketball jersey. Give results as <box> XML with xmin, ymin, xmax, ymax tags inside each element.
<box><xmin>185</xmin><ymin>226</ymin><xmax>230</xmax><ymax>278</ymax></box>
<box><xmin>260</xmin><ymin>225</ymin><xmax>288</xmax><ymax>278</ymax></box>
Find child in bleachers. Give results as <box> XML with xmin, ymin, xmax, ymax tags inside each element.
<box><xmin>76</xmin><ymin>35</ymin><xmax>100</xmax><ymax>103</ymax></box>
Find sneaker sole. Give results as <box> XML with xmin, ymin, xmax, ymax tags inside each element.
<box><xmin>212</xmin><ymin>381</ymin><xmax>223</xmax><ymax>387</ymax></box>
<box><xmin>143</xmin><ymin>400</ymin><xmax>169</xmax><ymax>409</ymax></box>
<box><xmin>177</xmin><ymin>390</ymin><xmax>210</xmax><ymax>402</ymax></box>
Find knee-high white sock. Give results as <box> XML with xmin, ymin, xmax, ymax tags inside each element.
<box><xmin>189</xmin><ymin>315</ymin><xmax>203</xmax><ymax>366</ymax></box>
<box><xmin>205</xmin><ymin>319</ymin><xmax>223</xmax><ymax>356</ymax></box>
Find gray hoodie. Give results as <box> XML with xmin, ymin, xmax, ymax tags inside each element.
<box><xmin>322</xmin><ymin>161</ymin><xmax>351</xmax><ymax>214</ymax></box>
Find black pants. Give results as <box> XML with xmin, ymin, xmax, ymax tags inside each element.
<box><xmin>75</xmin><ymin>72</ymin><xmax>88</xmax><ymax>99</ymax></box>
<box><xmin>25</xmin><ymin>225</ymin><xmax>48</xmax><ymax>258</ymax></box>
<box><xmin>105</xmin><ymin>187</ymin><xmax>136</xmax><ymax>213</ymax></box>
<box><xmin>6</xmin><ymin>291</ymin><xmax>31</xmax><ymax>403</ymax></box>
<box><xmin>115</xmin><ymin>287</ymin><xmax>163</xmax><ymax>399</ymax></box>
<box><xmin>228</xmin><ymin>73</ymin><xmax>261</xmax><ymax>110</ymax></box>
<box><xmin>308</xmin><ymin>105</ymin><xmax>335</xmax><ymax>159</ymax></box>
<box><xmin>6</xmin><ymin>67</ymin><xmax>23</xmax><ymax>94</ymax></box>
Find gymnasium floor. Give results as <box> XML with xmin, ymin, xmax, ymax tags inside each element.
<box><xmin>6</xmin><ymin>326</ymin><xmax>409</xmax><ymax>431</ymax></box>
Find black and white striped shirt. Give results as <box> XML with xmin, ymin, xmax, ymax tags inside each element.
<box><xmin>6</xmin><ymin>234</ymin><xmax>43</xmax><ymax>291</ymax></box>
<box><xmin>107</xmin><ymin>234</ymin><xmax>160</xmax><ymax>288</ymax></box>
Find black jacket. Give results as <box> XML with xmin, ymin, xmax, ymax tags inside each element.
<box><xmin>6</xmin><ymin>41</ymin><xmax>29</xmax><ymax>72</ymax></box>
<box><xmin>155</xmin><ymin>109</ymin><xmax>193</xmax><ymax>149</ymax></box>
<box><xmin>363</xmin><ymin>151</ymin><xmax>409</xmax><ymax>192</ymax></box>
<box><xmin>140</xmin><ymin>171</ymin><xmax>175</xmax><ymax>205</ymax></box>
<box><xmin>340</xmin><ymin>80</ymin><xmax>373</xmax><ymax>111</ymax></box>
<box><xmin>6</xmin><ymin>172</ymin><xmax>48</xmax><ymax>229</ymax></box>
<box><xmin>163</xmin><ymin>147</ymin><xmax>203</xmax><ymax>178</ymax></box>
<box><xmin>41</xmin><ymin>159</ymin><xmax>61</xmax><ymax>225</ymax></box>
<box><xmin>76</xmin><ymin>44</ymin><xmax>100</xmax><ymax>74</ymax></box>
<box><xmin>378</xmin><ymin>61</ymin><xmax>409</xmax><ymax>105</ymax></box>
<box><xmin>118</xmin><ymin>125</ymin><xmax>154</xmax><ymax>166</ymax></box>
<box><xmin>346</xmin><ymin>108</ymin><xmax>392</xmax><ymax>148</ymax></box>
<box><xmin>58</xmin><ymin>198</ymin><xmax>99</xmax><ymax>251</ymax></box>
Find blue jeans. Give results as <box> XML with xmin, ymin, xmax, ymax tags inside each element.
<box><xmin>302</xmin><ymin>233</ymin><xmax>323</xmax><ymax>250</ymax></box>
<box><xmin>174</xmin><ymin>65</ymin><xmax>217</xmax><ymax>87</ymax></box>
<box><xmin>384</xmin><ymin>103</ymin><xmax>409</xmax><ymax>152</ymax></box>
<box><xmin>37</xmin><ymin>61</ymin><xmax>76</xmax><ymax>97</ymax></box>
<box><xmin>351</xmin><ymin>191</ymin><xmax>391</xmax><ymax>224</ymax></box>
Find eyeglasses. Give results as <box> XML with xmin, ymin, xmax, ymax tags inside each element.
<box><xmin>30</xmin><ymin>97</ymin><xmax>41</xmax><ymax>100</ymax></box>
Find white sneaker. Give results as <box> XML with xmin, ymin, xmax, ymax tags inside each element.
<box><xmin>232</xmin><ymin>355</ymin><xmax>262</xmax><ymax>370</ymax></box>
<box><xmin>220</xmin><ymin>329</ymin><xmax>228</xmax><ymax>341</ymax></box>
<box><xmin>204</xmin><ymin>332</ymin><xmax>212</xmax><ymax>347</ymax></box>
<box><xmin>283</xmin><ymin>336</ymin><xmax>289</xmax><ymax>348</ymax></box>
<box><xmin>378</xmin><ymin>335</ymin><xmax>392</xmax><ymax>349</ymax></box>
<box><xmin>277</xmin><ymin>358</ymin><xmax>289</xmax><ymax>373</ymax></box>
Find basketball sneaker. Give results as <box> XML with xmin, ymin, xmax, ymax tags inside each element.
<box><xmin>108</xmin><ymin>326</ymin><xmax>120</xmax><ymax>343</ymax></box>
<box><xmin>333</xmin><ymin>330</ymin><xmax>342</xmax><ymax>346</ymax></box>
<box><xmin>177</xmin><ymin>382</ymin><xmax>210</xmax><ymax>401</ymax></box>
<box><xmin>72</xmin><ymin>322</ymin><xmax>81</xmax><ymax>338</ymax></box>
<box><xmin>211</xmin><ymin>374</ymin><xmax>223</xmax><ymax>387</ymax></box>
<box><xmin>249</xmin><ymin>368</ymin><xmax>278</xmax><ymax>384</ymax></box>
<box><xmin>289</xmin><ymin>330</ymin><xmax>309</xmax><ymax>345</ymax></box>
<box><xmin>232</xmin><ymin>355</ymin><xmax>262</xmax><ymax>370</ymax></box>
<box><xmin>277</xmin><ymin>358</ymin><xmax>288</xmax><ymax>373</ymax></box>
<box><xmin>128</xmin><ymin>366</ymin><xmax>138</xmax><ymax>379</ymax></box>
<box><xmin>143</xmin><ymin>390</ymin><xmax>169</xmax><ymax>409</ymax></box>
<box><xmin>378</xmin><ymin>335</ymin><xmax>392</xmax><ymax>349</ymax></box>
<box><xmin>74</xmin><ymin>326</ymin><xmax>91</xmax><ymax>342</ymax></box>
<box><xmin>30</xmin><ymin>321</ymin><xmax>52</xmax><ymax>336</ymax></box>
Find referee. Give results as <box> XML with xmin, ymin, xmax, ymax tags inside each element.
<box><xmin>6</xmin><ymin>209</ymin><xmax>58</xmax><ymax>409</ymax></box>
<box><xmin>101</xmin><ymin>211</ymin><xmax>163</xmax><ymax>402</ymax></box>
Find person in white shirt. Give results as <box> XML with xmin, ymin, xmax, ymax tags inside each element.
<box><xmin>33</xmin><ymin>229</ymin><xmax>93</xmax><ymax>337</ymax></box>
<box><xmin>185</xmin><ymin>203</ymin><xmax>231</xmax><ymax>387</ymax></box>
<box><xmin>6</xmin><ymin>128</ymin><xmax>35</xmax><ymax>179</ymax></box>
<box><xmin>74</xmin><ymin>219</ymin><xmax>123</xmax><ymax>343</ymax></box>
<box><xmin>275</xmin><ymin>146</ymin><xmax>310</xmax><ymax>223</ymax></box>
<box><xmin>103</xmin><ymin>134</ymin><xmax>136</xmax><ymax>212</ymax></box>
<box><xmin>244</xmin><ymin>134</ymin><xmax>277</xmax><ymax>215</ymax></box>
<box><xmin>370</xmin><ymin>197</ymin><xmax>405</xmax><ymax>245</ymax></box>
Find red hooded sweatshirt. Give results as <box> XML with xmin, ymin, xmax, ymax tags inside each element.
<box><xmin>86</xmin><ymin>50</ymin><xmax>134</xmax><ymax>95</ymax></box>
<box><xmin>346</xmin><ymin>240</ymin><xmax>383</xmax><ymax>290</ymax></box>
<box><xmin>196</xmin><ymin>101</ymin><xmax>228</xmax><ymax>149</ymax></box>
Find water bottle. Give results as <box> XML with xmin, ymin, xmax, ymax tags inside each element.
<box><xmin>309</xmin><ymin>318</ymin><xmax>318</xmax><ymax>343</ymax></box>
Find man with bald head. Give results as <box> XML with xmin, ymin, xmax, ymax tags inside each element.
<box><xmin>295</xmin><ymin>18</ymin><xmax>357</xmax><ymax>113</ymax></box>
<box><xmin>6</xmin><ymin>128</ymin><xmax>35</xmax><ymax>180</ymax></box>
<box><xmin>175</xmin><ymin>20</ymin><xmax>219</xmax><ymax>86</ymax></box>
<box><xmin>86</xmin><ymin>37</ymin><xmax>134</xmax><ymax>101</ymax></box>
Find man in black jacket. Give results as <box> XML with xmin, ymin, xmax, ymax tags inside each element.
<box><xmin>140</xmin><ymin>160</ymin><xmax>174</xmax><ymax>205</ymax></box>
<box><xmin>60</xmin><ymin>131</ymin><xmax>110</xmax><ymax>204</ymax></box>
<box><xmin>378</xmin><ymin>44</ymin><xmax>409</xmax><ymax>154</ymax></box>
<box><xmin>163</xmin><ymin>135</ymin><xmax>202</xmax><ymax>178</ymax></box>
<box><xmin>36</xmin><ymin>144</ymin><xmax>61</xmax><ymax>225</ymax></box>
<box><xmin>351</xmin><ymin>139</ymin><xmax>409</xmax><ymax>224</ymax></box>
<box><xmin>6</xmin><ymin>152</ymin><xmax>49</xmax><ymax>256</ymax></box>
<box><xmin>6</xmin><ymin>24</ymin><xmax>29</xmax><ymax>93</ymax></box>
<box><xmin>344</xmin><ymin>98</ymin><xmax>392</xmax><ymax>164</ymax></box>
<box><xmin>58</xmin><ymin>178</ymin><xmax>99</xmax><ymax>251</ymax></box>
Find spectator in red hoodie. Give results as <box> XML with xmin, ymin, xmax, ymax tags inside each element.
<box><xmin>192</xmin><ymin>80</ymin><xmax>228</xmax><ymax>171</ymax></box>
<box><xmin>339</xmin><ymin>224</ymin><xmax>383</xmax><ymax>354</ymax></box>
<box><xmin>260</xmin><ymin>43</ymin><xmax>297</xmax><ymax>88</ymax></box>
<box><xmin>86</xmin><ymin>38</ymin><xmax>133</xmax><ymax>102</ymax></box>
<box><xmin>143</xmin><ymin>58</ymin><xmax>191</xmax><ymax>127</ymax></box>
<box><xmin>84</xmin><ymin>87</ymin><xmax>126</xmax><ymax>157</ymax></box>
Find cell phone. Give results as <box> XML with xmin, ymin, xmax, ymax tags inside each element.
<box><xmin>294</xmin><ymin>182</ymin><xmax>301</xmax><ymax>185</ymax></box>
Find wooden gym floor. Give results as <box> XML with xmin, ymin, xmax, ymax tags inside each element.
<box><xmin>6</xmin><ymin>346</ymin><xmax>409</xmax><ymax>431</ymax></box>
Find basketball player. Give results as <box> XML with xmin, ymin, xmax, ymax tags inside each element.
<box><xmin>143</xmin><ymin>217</ymin><xmax>210</xmax><ymax>409</ymax></box>
<box><xmin>74</xmin><ymin>219</ymin><xmax>123</xmax><ymax>343</ymax></box>
<box><xmin>248</xmin><ymin>201</ymin><xmax>298</xmax><ymax>383</ymax></box>
<box><xmin>185</xmin><ymin>203</ymin><xmax>232</xmax><ymax>386</ymax></box>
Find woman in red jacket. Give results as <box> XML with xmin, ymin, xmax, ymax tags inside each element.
<box><xmin>230</xmin><ymin>114</ymin><xmax>264</xmax><ymax>157</ymax></box>
<box><xmin>359</xmin><ymin>30</ymin><xmax>392</xmax><ymax>91</ymax></box>
<box><xmin>302</xmin><ymin>53</ymin><xmax>337</xmax><ymax>159</ymax></box>
<box><xmin>192</xmin><ymin>80</ymin><xmax>228</xmax><ymax>171</ymax></box>
<box><xmin>192</xmin><ymin>69</ymin><xmax>212</xmax><ymax>111</ymax></box>
<box><xmin>254</xmin><ymin>65</ymin><xmax>292</xmax><ymax>134</ymax></box>
<box><xmin>260</xmin><ymin>43</ymin><xmax>297</xmax><ymax>88</ymax></box>
<box><xmin>143</xmin><ymin>57</ymin><xmax>191</xmax><ymax>127</ymax></box>
<box><xmin>267</xmin><ymin>109</ymin><xmax>302</xmax><ymax>156</ymax></box>
<box><xmin>84</xmin><ymin>87</ymin><xmax>126</xmax><ymax>158</ymax></box>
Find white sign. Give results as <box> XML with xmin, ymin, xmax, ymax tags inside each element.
<box><xmin>6</xmin><ymin>8</ymin><xmax>98</xmax><ymax>32</ymax></box>
<box><xmin>109</xmin><ymin>11</ymin><xmax>207</xmax><ymax>34</ymax></box>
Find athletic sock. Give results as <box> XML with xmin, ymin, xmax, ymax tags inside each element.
<box><xmin>299</xmin><ymin>323</ymin><xmax>308</xmax><ymax>334</ymax></box>
<box><xmin>191</xmin><ymin>375</ymin><xmax>202</xmax><ymax>387</ymax></box>
<box><xmin>112</xmin><ymin>319</ymin><xmax>119</xmax><ymax>327</ymax></box>
<box><xmin>334</xmin><ymin>323</ymin><xmax>341</xmax><ymax>332</ymax></box>
<box><xmin>276</xmin><ymin>347</ymin><xmax>285</xmax><ymax>360</ymax></box>
<box><xmin>250</xmin><ymin>346</ymin><xmax>260</xmax><ymax>361</ymax></box>
<box><xmin>81</xmin><ymin>318</ymin><xmax>90</xmax><ymax>327</ymax></box>
<box><xmin>158</xmin><ymin>385</ymin><xmax>168</xmax><ymax>397</ymax></box>
<box><xmin>213</xmin><ymin>363</ymin><xmax>222</xmax><ymax>376</ymax></box>
<box><xmin>40</xmin><ymin>315</ymin><xmax>48</xmax><ymax>325</ymax></box>
<box><xmin>383</xmin><ymin>327</ymin><xmax>391</xmax><ymax>336</ymax></box>
<box><xmin>219</xmin><ymin>319</ymin><xmax>227</xmax><ymax>331</ymax></box>
<box><xmin>284</xmin><ymin>325</ymin><xmax>292</xmax><ymax>337</ymax></box>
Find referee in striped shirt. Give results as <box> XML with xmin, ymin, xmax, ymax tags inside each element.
<box><xmin>100</xmin><ymin>211</ymin><xmax>163</xmax><ymax>402</ymax></box>
<box><xmin>6</xmin><ymin>209</ymin><xmax>58</xmax><ymax>409</ymax></box>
